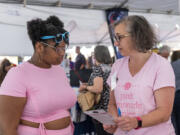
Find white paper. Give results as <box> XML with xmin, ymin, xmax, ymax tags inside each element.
<box><xmin>84</xmin><ymin>109</ymin><xmax>115</xmax><ymax>125</ymax></box>
<box><xmin>111</xmin><ymin>72</ymin><xmax>117</xmax><ymax>90</ymax></box>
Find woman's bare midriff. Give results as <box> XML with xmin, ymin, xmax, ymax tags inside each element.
<box><xmin>20</xmin><ymin>116</ymin><xmax>71</xmax><ymax>130</ymax></box>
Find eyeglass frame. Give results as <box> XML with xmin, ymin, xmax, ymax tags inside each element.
<box><xmin>40</xmin><ymin>42</ymin><xmax>68</xmax><ymax>54</ymax></box>
<box><xmin>114</xmin><ymin>33</ymin><xmax>130</xmax><ymax>42</ymax></box>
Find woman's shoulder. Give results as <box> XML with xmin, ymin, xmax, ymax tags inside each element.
<box><xmin>112</xmin><ymin>56</ymin><xmax>128</xmax><ymax>69</ymax></box>
<box><xmin>2</xmin><ymin>62</ymin><xmax>28</xmax><ymax>83</ymax></box>
<box><xmin>93</xmin><ymin>65</ymin><xmax>102</xmax><ymax>72</ymax></box>
<box><xmin>100</xmin><ymin>64</ymin><xmax>111</xmax><ymax>73</ymax></box>
<box><xmin>152</xmin><ymin>53</ymin><xmax>171</xmax><ymax>67</ymax></box>
<box><xmin>52</xmin><ymin>65</ymin><xmax>64</xmax><ymax>70</ymax></box>
<box><xmin>9</xmin><ymin>62</ymin><xmax>27</xmax><ymax>74</ymax></box>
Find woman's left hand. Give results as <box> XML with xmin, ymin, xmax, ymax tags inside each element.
<box><xmin>114</xmin><ymin>116</ymin><xmax>138</xmax><ymax>131</ymax></box>
<box><xmin>103</xmin><ymin>124</ymin><xmax>117</xmax><ymax>134</ymax></box>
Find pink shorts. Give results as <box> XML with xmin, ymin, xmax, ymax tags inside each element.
<box><xmin>17</xmin><ymin>123</ymin><xmax>74</xmax><ymax>135</ymax></box>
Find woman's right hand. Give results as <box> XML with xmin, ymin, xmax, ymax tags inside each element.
<box><xmin>103</xmin><ymin>124</ymin><xmax>117</xmax><ymax>134</ymax></box>
<box><xmin>79</xmin><ymin>83</ymin><xmax>87</xmax><ymax>92</ymax></box>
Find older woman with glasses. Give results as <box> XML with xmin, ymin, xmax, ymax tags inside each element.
<box><xmin>0</xmin><ymin>16</ymin><xmax>77</xmax><ymax>135</ymax></box>
<box><xmin>104</xmin><ymin>15</ymin><xmax>175</xmax><ymax>135</ymax></box>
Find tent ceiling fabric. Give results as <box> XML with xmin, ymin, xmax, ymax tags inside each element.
<box><xmin>0</xmin><ymin>4</ymin><xmax>110</xmax><ymax>56</ymax></box>
<box><xmin>0</xmin><ymin>2</ymin><xmax>180</xmax><ymax>56</ymax></box>
<box><xmin>0</xmin><ymin>0</ymin><xmax>180</xmax><ymax>15</ymax></box>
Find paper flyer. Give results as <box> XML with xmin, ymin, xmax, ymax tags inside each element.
<box><xmin>84</xmin><ymin>109</ymin><xmax>115</xmax><ymax>125</ymax></box>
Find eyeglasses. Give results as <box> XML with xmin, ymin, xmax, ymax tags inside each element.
<box><xmin>114</xmin><ymin>34</ymin><xmax>130</xmax><ymax>42</ymax></box>
<box><xmin>40</xmin><ymin>32</ymin><xmax>69</xmax><ymax>46</ymax></box>
<box><xmin>41</xmin><ymin>42</ymin><xmax>68</xmax><ymax>54</ymax></box>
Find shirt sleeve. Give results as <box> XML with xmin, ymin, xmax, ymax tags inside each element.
<box><xmin>153</xmin><ymin>60</ymin><xmax>175</xmax><ymax>91</ymax></box>
<box><xmin>0</xmin><ymin>67</ymin><xmax>27</xmax><ymax>97</ymax></box>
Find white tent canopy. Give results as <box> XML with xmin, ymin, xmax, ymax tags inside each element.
<box><xmin>129</xmin><ymin>12</ymin><xmax>180</xmax><ymax>50</ymax></box>
<box><xmin>0</xmin><ymin>4</ymin><xmax>110</xmax><ymax>56</ymax></box>
<box><xmin>0</xmin><ymin>3</ymin><xmax>180</xmax><ymax>56</ymax></box>
<box><xmin>1</xmin><ymin>0</ymin><xmax>180</xmax><ymax>15</ymax></box>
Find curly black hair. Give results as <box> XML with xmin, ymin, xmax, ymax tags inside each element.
<box><xmin>27</xmin><ymin>16</ymin><xmax>67</xmax><ymax>48</ymax></box>
<box><xmin>46</xmin><ymin>16</ymin><xmax>67</xmax><ymax>37</ymax></box>
<box><xmin>46</xmin><ymin>15</ymin><xmax>64</xmax><ymax>28</ymax></box>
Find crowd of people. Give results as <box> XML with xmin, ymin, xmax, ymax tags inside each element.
<box><xmin>0</xmin><ymin>15</ymin><xmax>179</xmax><ymax>135</ymax></box>
<box><xmin>60</xmin><ymin>46</ymin><xmax>114</xmax><ymax>72</ymax></box>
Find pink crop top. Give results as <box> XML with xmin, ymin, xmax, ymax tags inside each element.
<box><xmin>0</xmin><ymin>62</ymin><xmax>77</xmax><ymax>125</ymax></box>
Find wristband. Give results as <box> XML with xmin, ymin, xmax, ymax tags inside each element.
<box><xmin>135</xmin><ymin>116</ymin><xmax>142</xmax><ymax>130</ymax></box>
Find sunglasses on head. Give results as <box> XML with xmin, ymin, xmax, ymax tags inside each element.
<box><xmin>40</xmin><ymin>32</ymin><xmax>69</xmax><ymax>47</ymax></box>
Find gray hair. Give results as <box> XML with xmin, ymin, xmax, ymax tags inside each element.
<box><xmin>94</xmin><ymin>45</ymin><xmax>112</xmax><ymax>64</ymax></box>
<box><xmin>159</xmin><ymin>45</ymin><xmax>171</xmax><ymax>54</ymax></box>
<box><xmin>113</xmin><ymin>15</ymin><xmax>158</xmax><ymax>53</ymax></box>
<box><xmin>76</xmin><ymin>46</ymin><xmax>80</xmax><ymax>49</ymax></box>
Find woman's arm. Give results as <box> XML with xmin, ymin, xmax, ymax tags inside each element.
<box><xmin>114</xmin><ymin>87</ymin><xmax>175</xmax><ymax>131</ymax></box>
<box><xmin>86</xmin><ymin>77</ymin><xmax>103</xmax><ymax>94</ymax></box>
<box><xmin>141</xmin><ymin>87</ymin><xmax>175</xmax><ymax>127</ymax></box>
<box><xmin>103</xmin><ymin>90</ymin><xmax>118</xmax><ymax>134</ymax></box>
<box><xmin>108</xmin><ymin>90</ymin><xmax>118</xmax><ymax>117</ymax></box>
<box><xmin>0</xmin><ymin>95</ymin><xmax>26</xmax><ymax>135</ymax></box>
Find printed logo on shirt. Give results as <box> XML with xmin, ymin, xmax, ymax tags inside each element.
<box><xmin>115</xmin><ymin>83</ymin><xmax>144</xmax><ymax>116</ymax></box>
<box><xmin>124</xmin><ymin>82</ymin><xmax>131</xmax><ymax>90</ymax></box>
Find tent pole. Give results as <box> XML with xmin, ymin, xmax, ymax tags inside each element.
<box><xmin>179</xmin><ymin>0</ymin><xmax>180</xmax><ymax>13</ymax></box>
<box><xmin>159</xmin><ymin>27</ymin><xmax>178</xmax><ymax>42</ymax></box>
<box><xmin>163</xmin><ymin>33</ymin><xmax>180</xmax><ymax>41</ymax></box>
<box><xmin>23</xmin><ymin>0</ymin><xmax>27</xmax><ymax>7</ymax></box>
<box><xmin>97</xmin><ymin>32</ymin><xmax>109</xmax><ymax>44</ymax></box>
<box><xmin>56</xmin><ymin>0</ymin><xmax>61</xmax><ymax>7</ymax></box>
<box><xmin>119</xmin><ymin>0</ymin><xmax>128</xmax><ymax>7</ymax></box>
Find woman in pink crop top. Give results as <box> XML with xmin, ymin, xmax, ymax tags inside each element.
<box><xmin>104</xmin><ymin>15</ymin><xmax>175</xmax><ymax>135</ymax></box>
<box><xmin>0</xmin><ymin>16</ymin><xmax>77</xmax><ymax>135</ymax></box>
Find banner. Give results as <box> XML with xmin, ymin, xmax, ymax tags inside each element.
<box><xmin>105</xmin><ymin>8</ymin><xmax>128</xmax><ymax>59</ymax></box>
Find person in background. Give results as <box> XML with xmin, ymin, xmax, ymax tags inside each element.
<box><xmin>79</xmin><ymin>45</ymin><xmax>112</xmax><ymax>135</ymax></box>
<box><xmin>104</xmin><ymin>15</ymin><xmax>175</xmax><ymax>135</ymax></box>
<box><xmin>75</xmin><ymin>46</ymin><xmax>86</xmax><ymax>70</ymax></box>
<box><xmin>87</xmin><ymin>52</ymin><xmax>94</xmax><ymax>69</ymax></box>
<box><xmin>158</xmin><ymin>45</ymin><xmax>171</xmax><ymax>59</ymax></box>
<box><xmin>0</xmin><ymin>16</ymin><xmax>77</xmax><ymax>135</ymax></box>
<box><xmin>60</xmin><ymin>53</ymin><xmax>70</xmax><ymax>74</ymax></box>
<box><xmin>171</xmin><ymin>50</ymin><xmax>180</xmax><ymax>135</ymax></box>
<box><xmin>0</xmin><ymin>58</ymin><xmax>15</xmax><ymax>86</ymax></box>
<box><xmin>171</xmin><ymin>50</ymin><xmax>180</xmax><ymax>62</ymax></box>
<box><xmin>69</xmin><ymin>57</ymin><xmax>74</xmax><ymax>70</ymax></box>
<box><xmin>111</xmin><ymin>56</ymin><xmax>116</xmax><ymax>65</ymax></box>
<box><xmin>60</xmin><ymin>54</ymin><xmax>69</xmax><ymax>68</ymax></box>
